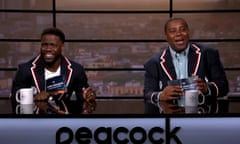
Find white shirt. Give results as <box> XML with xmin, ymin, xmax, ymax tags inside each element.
<box><xmin>44</xmin><ymin>66</ymin><xmax>61</xmax><ymax>80</ymax></box>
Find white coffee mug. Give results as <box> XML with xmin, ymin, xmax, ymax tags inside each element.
<box><xmin>15</xmin><ymin>88</ymin><xmax>35</xmax><ymax>104</ymax></box>
<box><xmin>185</xmin><ymin>90</ymin><xmax>205</xmax><ymax>107</ymax></box>
<box><xmin>16</xmin><ymin>104</ymin><xmax>36</xmax><ymax>114</ymax></box>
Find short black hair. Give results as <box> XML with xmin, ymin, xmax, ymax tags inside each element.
<box><xmin>41</xmin><ymin>27</ymin><xmax>65</xmax><ymax>43</ymax></box>
<box><xmin>164</xmin><ymin>17</ymin><xmax>189</xmax><ymax>33</ymax></box>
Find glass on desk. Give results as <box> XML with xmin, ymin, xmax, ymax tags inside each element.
<box><xmin>167</xmin><ymin>76</ymin><xmax>200</xmax><ymax>107</ymax></box>
<box><xmin>181</xmin><ymin>75</ymin><xmax>198</xmax><ymax>91</ymax></box>
<box><xmin>167</xmin><ymin>79</ymin><xmax>184</xmax><ymax>107</ymax></box>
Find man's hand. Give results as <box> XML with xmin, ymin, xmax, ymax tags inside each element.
<box><xmin>82</xmin><ymin>87</ymin><xmax>96</xmax><ymax>114</ymax></box>
<box><xmin>82</xmin><ymin>100</ymin><xmax>97</xmax><ymax>114</ymax></box>
<box><xmin>160</xmin><ymin>86</ymin><xmax>183</xmax><ymax>101</ymax></box>
<box><xmin>195</xmin><ymin>78</ymin><xmax>208</xmax><ymax>95</ymax></box>
<box><xmin>34</xmin><ymin>91</ymin><xmax>50</xmax><ymax>101</ymax></box>
<box><xmin>82</xmin><ymin>87</ymin><xmax>96</xmax><ymax>102</ymax></box>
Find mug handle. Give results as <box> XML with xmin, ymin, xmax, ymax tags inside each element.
<box><xmin>15</xmin><ymin>89</ymin><xmax>21</xmax><ymax>103</ymax></box>
<box><xmin>199</xmin><ymin>94</ymin><xmax>205</xmax><ymax>105</ymax></box>
<box><xmin>32</xmin><ymin>86</ymin><xmax>38</xmax><ymax>95</ymax></box>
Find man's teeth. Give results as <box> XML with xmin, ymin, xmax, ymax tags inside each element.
<box><xmin>45</xmin><ymin>54</ymin><xmax>53</xmax><ymax>57</ymax></box>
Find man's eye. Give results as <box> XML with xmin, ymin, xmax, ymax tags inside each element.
<box><xmin>169</xmin><ymin>30</ymin><xmax>176</xmax><ymax>33</ymax></box>
<box><xmin>42</xmin><ymin>43</ymin><xmax>48</xmax><ymax>47</ymax></box>
<box><xmin>180</xmin><ymin>28</ymin><xmax>186</xmax><ymax>32</ymax></box>
<box><xmin>50</xmin><ymin>44</ymin><xmax>55</xmax><ymax>47</ymax></box>
<box><xmin>41</xmin><ymin>43</ymin><xmax>57</xmax><ymax>47</ymax></box>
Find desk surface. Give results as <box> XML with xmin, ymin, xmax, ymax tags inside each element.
<box><xmin>1</xmin><ymin>96</ymin><xmax>240</xmax><ymax>144</ymax></box>
<box><xmin>1</xmin><ymin>96</ymin><xmax>240</xmax><ymax>115</ymax></box>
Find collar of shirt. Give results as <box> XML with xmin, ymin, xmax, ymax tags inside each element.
<box><xmin>169</xmin><ymin>44</ymin><xmax>190</xmax><ymax>57</ymax></box>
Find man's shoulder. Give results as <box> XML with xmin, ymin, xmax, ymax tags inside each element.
<box><xmin>18</xmin><ymin>56</ymin><xmax>39</xmax><ymax>68</ymax></box>
<box><xmin>191</xmin><ymin>43</ymin><xmax>217</xmax><ymax>52</ymax></box>
<box><xmin>144</xmin><ymin>49</ymin><xmax>168</xmax><ymax>68</ymax></box>
<box><xmin>63</xmin><ymin>57</ymin><xmax>84</xmax><ymax>69</ymax></box>
<box><xmin>145</xmin><ymin>49</ymin><xmax>167</xmax><ymax>63</ymax></box>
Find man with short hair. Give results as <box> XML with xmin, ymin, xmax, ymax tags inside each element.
<box><xmin>144</xmin><ymin>17</ymin><xmax>229</xmax><ymax>103</ymax></box>
<box><xmin>11</xmin><ymin>27</ymin><xmax>96</xmax><ymax>113</ymax></box>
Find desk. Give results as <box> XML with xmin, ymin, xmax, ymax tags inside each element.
<box><xmin>144</xmin><ymin>96</ymin><xmax>240</xmax><ymax>114</ymax></box>
<box><xmin>1</xmin><ymin>97</ymin><xmax>240</xmax><ymax>144</ymax></box>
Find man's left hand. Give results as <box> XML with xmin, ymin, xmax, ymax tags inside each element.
<box><xmin>82</xmin><ymin>87</ymin><xmax>96</xmax><ymax>102</ymax></box>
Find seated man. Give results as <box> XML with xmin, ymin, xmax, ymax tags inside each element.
<box><xmin>11</xmin><ymin>27</ymin><xmax>96</xmax><ymax>113</ymax></box>
<box><xmin>144</xmin><ymin>17</ymin><xmax>229</xmax><ymax>104</ymax></box>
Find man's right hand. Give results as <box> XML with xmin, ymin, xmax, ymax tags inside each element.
<box><xmin>160</xmin><ymin>86</ymin><xmax>183</xmax><ymax>101</ymax></box>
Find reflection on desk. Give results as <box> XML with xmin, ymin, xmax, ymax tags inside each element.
<box><xmin>1</xmin><ymin>95</ymin><xmax>240</xmax><ymax>115</ymax></box>
<box><xmin>14</xmin><ymin>99</ymin><xmax>96</xmax><ymax>115</ymax></box>
<box><xmin>144</xmin><ymin>96</ymin><xmax>235</xmax><ymax>114</ymax></box>
<box><xmin>0</xmin><ymin>98</ymin><xmax>145</xmax><ymax>114</ymax></box>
